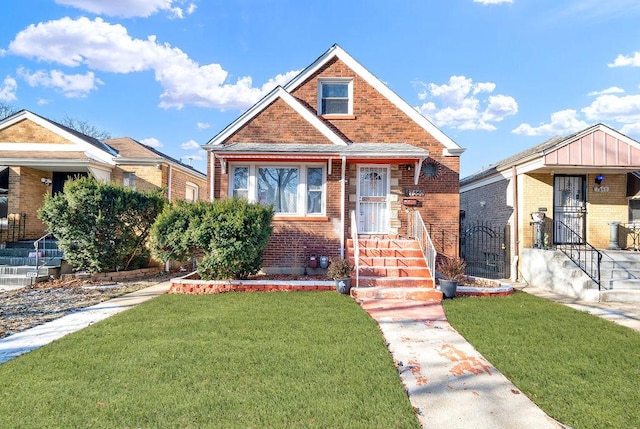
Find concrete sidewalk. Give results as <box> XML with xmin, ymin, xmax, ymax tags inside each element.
<box><xmin>515</xmin><ymin>284</ymin><xmax>640</xmax><ymax>332</ymax></box>
<box><xmin>0</xmin><ymin>281</ymin><xmax>171</xmax><ymax>364</ymax></box>
<box><xmin>359</xmin><ymin>299</ymin><xmax>564</xmax><ymax>429</ymax></box>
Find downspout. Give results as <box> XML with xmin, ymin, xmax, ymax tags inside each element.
<box><xmin>512</xmin><ymin>165</ymin><xmax>519</xmax><ymax>281</ymax></box>
<box><xmin>165</xmin><ymin>164</ymin><xmax>173</xmax><ymax>273</ymax></box>
<box><xmin>340</xmin><ymin>156</ymin><xmax>346</xmax><ymax>258</ymax></box>
<box><xmin>209</xmin><ymin>152</ymin><xmax>215</xmax><ymax>201</ymax></box>
<box><xmin>167</xmin><ymin>164</ymin><xmax>173</xmax><ymax>201</ymax></box>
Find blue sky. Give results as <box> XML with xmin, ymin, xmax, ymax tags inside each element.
<box><xmin>2</xmin><ymin>0</ymin><xmax>640</xmax><ymax>177</ymax></box>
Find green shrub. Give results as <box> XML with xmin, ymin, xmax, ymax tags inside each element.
<box><xmin>150</xmin><ymin>198</ymin><xmax>274</xmax><ymax>280</ymax></box>
<box><xmin>38</xmin><ymin>176</ymin><xmax>166</xmax><ymax>273</ymax></box>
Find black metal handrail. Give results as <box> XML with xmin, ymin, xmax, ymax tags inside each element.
<box><xmin>538</xmin><ymin>219</ymin><xmax>603</xmax><ymax>289</ymax></box>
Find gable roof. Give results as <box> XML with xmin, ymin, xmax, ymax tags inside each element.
<box><xmin>106</xmin><ymin>137</ymin><xmax>206</xmax><ymax>178</ymax></box>
<box><xmin>0</xmin><ymin>110</ymin><xmax>117</xmax><ymax>166</ymax></box>
<box><xmin>203</xmin><ymin>86</ymin><xmax>347</xmax><ymax>147</ymax></box>
<box><xmin>284</xmin><ymin>44</ymin><xmax>463</xmax><ymax>156</ymax></box>
<box><xmin>204</xmin><ymin>44</ymin><xmax>463</xmax><ymax>156</ymax></box>
<box><xmin>461</xmin><ymin>123</ymin><xmax>640</xmax><ymax>185</ymax></box>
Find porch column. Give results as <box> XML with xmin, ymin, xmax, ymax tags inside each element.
<box><xmin>608</xmin><ymin>221</ymin><xmax>621</xmax><ymax>250</ymax></box>
<box><xmin>340</xmin><ymin>156</ymin><xmax>346</xmax><ymax>258</ymax></box>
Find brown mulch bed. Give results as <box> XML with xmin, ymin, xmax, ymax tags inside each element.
<box><xmin>0</xmin><ymin>273</ymin><xmax>173</xmax><ymax>340</ymax></box>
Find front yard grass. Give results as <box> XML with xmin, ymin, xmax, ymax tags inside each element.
<box><xmin>0</xmin><ymin>292</ymin><xmax>419</xmax><ymax>428</ymax></box>
<box><xmin>443</xmin><ymin>291</ymin><xmax>640</xmax><ymax>429</ymax></box>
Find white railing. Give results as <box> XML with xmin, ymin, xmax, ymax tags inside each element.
<box><xmin>411</xmin><ymin>210</ymin><xmax>436</xmax><ymax>286</ymax></box>
<box><xmin>350</xmin><ymin>210</ymin><xmax>360</xmax><ymax>289</ymax></box>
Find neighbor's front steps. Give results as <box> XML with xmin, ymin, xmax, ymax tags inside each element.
<box><xmin>347</xmin><ymin>238</ymin><xmax>442</xmax><ymax>302</ymax></box>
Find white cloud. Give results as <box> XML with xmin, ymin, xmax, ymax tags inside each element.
<box><xmin>54</xmin><ymin>0</ymin><xmax>197</xmax><ymax>19</ymax></box>
<box><xmin>37</xmin><ymin>98</ymin><xmax>51</xmax><ymax>105</ymax></box>
<box><xmin>588</xmin><ymin>87</ymin><xmax>625</xmax><ymax>96</ymax></box>
<box><xmin>582</xmin><ymin>93</ymin><xmax>640</xmax><ymax>123</ymax></box>
<box><xmin>512</xmin><ymin>110</ymin><xmax>589</xmax><ymax>136</ymax></box>
<box><xmin>0</xmin><ymin>76</ymin><xmax>17</xmax><ymax>102</ymax></box>
<box><xmin>17</xmin><ymin>67</ymin><xmax>102</xmax><ymax>98</ymax></box>
<box><xmin>609</xmin><ymin>51</ymin><xmax>640</xmax><ymax>67</ymax></box>
<box><xmin>140</xmin><ymin>137</ymin><xmax>162</xmax><ymax>148</ymax></box>
<box><xmin>620</xmin><ymin>123</ymin><xmax>640</xmax><ymax>138</ymax></box>
<box><xmin>196</xmin><ymin>121</ymin><xmax>210</xmax><ymax>130</ymax></box>
<box><xmin>473</xmin><ymin>0</ymin><xmax>513</xmax><ymax>4</ymax></box>
<box><xmin>6</xmin><ymin>17</ymin><xmax>299</xmax><ymax>110</ymax></box>
<box><xmin>181</xmin><ymin>139</ymin><xmax>200</xmax><ymax>150</ymax></box>
<box><xmin>415</xmin><ymin>75</ymin><xmax>517</xmax><ymax>131</ymax></box>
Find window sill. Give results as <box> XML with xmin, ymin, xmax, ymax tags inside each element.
<box><xmin>273</xmin><ymin>216</ymin><xmax>329</xmax><ymax>222</ymax></box>
<box><xmin>320</xmin><ymin>114</ymin><xmax>356</xmax><ymax>120</ymax></box>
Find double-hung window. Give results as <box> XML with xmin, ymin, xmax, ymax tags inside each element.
<box><xmin>318</xmin><ymin>79</ymin><xmax>352</xmax><ymax>115</ymax></box>
<box><xmin>123</xmin><ymin>172</ymin><xmax>136</xmax><ymax>189</ymax></box>
<box><xmin>231</xmin><ymin>164</ymin><xmax>325</xmax><ymax>216</ymax></box>
<box><xmin>185</xmin><ymin>182</ymin><xmax>199</xmax><ymax>202</ymax></box>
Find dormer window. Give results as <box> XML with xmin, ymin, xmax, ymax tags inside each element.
<box><xmin>318</xmin><ymin>79</ymin><xmax>352</xmax><ymax>115</ymax></box>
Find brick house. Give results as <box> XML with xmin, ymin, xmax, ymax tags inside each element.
<box><xmin>0</xmin><ymin>110</ymin><xmax>206</xmax><ymax>242</ymax></box>
<box><xmin>460</xmin><ymin>124</ymin><xmax>640</xmax><ymax>300</ymax></box>
<box><xmin>203</xmin><ymin>45</ymin><xmax>464</xmax><ymax>277</ymax></box>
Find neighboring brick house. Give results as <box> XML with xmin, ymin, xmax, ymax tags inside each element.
<box><xmin>0</xmin><ymin>110</ymin><xmax>206</xmax><ymax>241</ymax></box>
<box><xmin>460</xmin><ymin>123</ymin><xmax>640</xmax><ymax>280</ymax></box>
<box><xmin>203</xmin><ymin>44</ymin><xmax>464</xmax><ymax>274</ymax></box>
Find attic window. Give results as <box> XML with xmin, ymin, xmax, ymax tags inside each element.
<box><xmin>318</xmin><ymin>79</ymin><xmax>352</xmax><ymax>115</ymax></box>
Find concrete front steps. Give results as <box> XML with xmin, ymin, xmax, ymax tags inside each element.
<box><xmin>599</xmin><ymin>250</ymin><xmax>640</xmax><ymax>302</ymax></box>
<box><xmin>0</xmin><ymin>239</ymin><xmax>64</xmax><ymax>288</ymax></box>
<box><xmin>347</xmin><ymin>237</ymin><xmax>441</xmax><ymax>302</ymax></box>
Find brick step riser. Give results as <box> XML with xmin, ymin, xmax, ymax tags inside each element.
<box><xmin>351</xmin><ymin>287</ymin><xmax>442</xmax><ymax>302</ymax></box>
<box><xmin>356</xmin><ymin>257</ymin><xmax>427</xmax><ymax>268</ymax></box>
<box><xmin>347</xmin><ymin>239</ymin><xmax>421</xmax><ymax>250</ymax></box>
<box><xmin>357</xmin><ymin>277</ymin><xmax>435</xmax><ymax>288</ymax></box>
<box><xmin>359</xmin><ymin>267</ymin><xmax>431</xmax><ymax>277</ymax></box>
<box><xmin>348</xmin><ymin>249</ymin><xmax>424</xmax><ymax>258</ymax></box>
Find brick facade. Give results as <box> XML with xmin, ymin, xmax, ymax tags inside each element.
<box><xmin>0</xmin><ymin>119</ymin><xmax>72</xmax><ymax>144</ymax></box>
<box><xmin>208</xmin><ymin>51</ymin><xmax>461</xmax><ymax>272</ymax></box>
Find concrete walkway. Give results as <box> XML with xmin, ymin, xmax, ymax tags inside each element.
<box><xmin>0</xmin><ymin>281</ymin><xmax>171</xmax><ymax>364</ymax></box>
<box><xmin>359</xmin><ymin>299</ymin><xmax>564</xmax><ymax>429</ymax></box>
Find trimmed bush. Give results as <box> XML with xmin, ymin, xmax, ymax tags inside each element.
<box><xmin>150</xmin><ymin>198</ymin><xmax>274</xmax><ymax>280</ymax></box>
<box><xmin>38</xmin><ymin>176</ymin><xmax>166</xmax><ymax>273</ymax></box>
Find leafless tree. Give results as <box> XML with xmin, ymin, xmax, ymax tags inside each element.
<box><xmin>58</xmin><ymin>115</ymin><xmax>112</xmax><ymax>140</ymax></box>
<box><xmin>0</xmin><ymin>102</ymin><xmax>19</xmax><ymax>121</ymax></box>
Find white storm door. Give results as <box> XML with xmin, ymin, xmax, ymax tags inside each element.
<box><xmin>357</xmin><ymin>165</ymin><xmax>390</xmax><ymax>234</ymax></box>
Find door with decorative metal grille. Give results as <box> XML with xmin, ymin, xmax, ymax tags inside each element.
<box><xmin>357</xmin><ymin>165</ymin><xmax>389</xmax><ymax>234</ymax></box>
<box><xmin>553</xmin><ymin>175</ymin><xmax>586</xmax><ymax>244</ymax></box>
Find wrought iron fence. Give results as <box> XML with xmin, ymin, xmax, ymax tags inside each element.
<box><xmin>460</xmin><ymin>221</ymin><xmax>509</xmax><ymax>279</ymax></box>
<box><xmin>0</xmin><ymin>213</ymin><xmax>27</xmax><ymax>243</ymax></box>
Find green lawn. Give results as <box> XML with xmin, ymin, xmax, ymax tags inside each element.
<box><xmin>443</xmin><ymin>291</ymin><xmax>640</xmax><ymax>429</ymax></box>
<box><xmin>0</xmin><ymin>292</ymin><xmax>419</xmax><ymax>429</ymax></box>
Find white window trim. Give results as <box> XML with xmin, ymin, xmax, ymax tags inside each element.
<box><xmin>185</xmin><ymin>181</ymin><xmax>199</xmax><ymax>202</ymax></box>
<box><xmin>318</xmin><ymin>78</ymin><xmax>353</xmax><ymax>116</ymax></box>
<box><xmin>229</xmin><ymin>162</ymin><xmax>326</xmax><ymax>216</ymax></box>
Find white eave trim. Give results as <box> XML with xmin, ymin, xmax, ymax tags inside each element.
<box><xmin>204</xmin><ymin>87</ymin><xmax>347</xmax><ymax>148</ymax></box>
<box><xmin>284</xmin><ymin>44</ymin><xmax>464</xmax><ymax>154</ymax></box>
<box><xmin>0</xmin><ymin>111</ymin><xmax>116</xmax><ymax>165</ymax></box>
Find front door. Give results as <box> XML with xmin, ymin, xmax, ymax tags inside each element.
<box><xmin>357</xmin><ymin>165</ymin><xmax>390</xmax><ymax>234</ymax></box>
<box><xmin>553</xmin><ymin>175</ymin><xmax>586</xmax><ymax>244</ymax></box>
